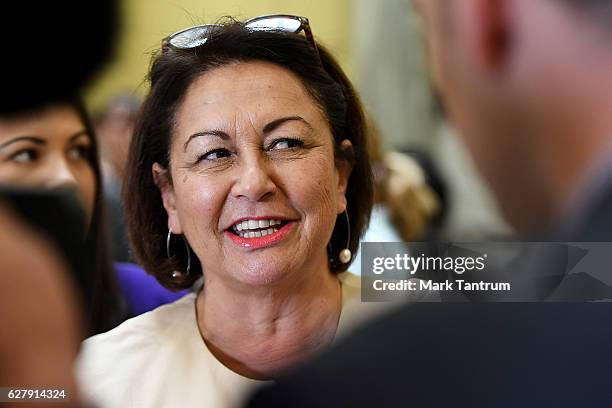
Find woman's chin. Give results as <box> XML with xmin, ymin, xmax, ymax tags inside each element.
<box><xmin>226</xmin><ymin>259</ymin><xmax>296</xmax><ymax>288</ymax></box>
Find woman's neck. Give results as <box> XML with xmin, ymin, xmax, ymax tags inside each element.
<box><xmin>195</xmin><ymin>265</ymin><xmax>342</xmax><ymax>380</ymax></box>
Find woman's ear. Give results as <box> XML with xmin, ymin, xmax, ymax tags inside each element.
<box><xmin>152</xmin><ymin>163</ymin><xmax>183</xmax><ymax>234</ymax></box>
<box><xmin>336</xmin><ymin>139</ymin><xmax>354</xmax><ymax>213</ymax></box>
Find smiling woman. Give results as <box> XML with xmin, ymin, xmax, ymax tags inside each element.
<box><xmin>78</xmin><ymin>16</ymin><xmax>382</xmax><ymax>408</ymax></box>
<box><xmin>153</xmin><ymin>60</ymin><xmax>356</xmax><ymax>288</ymax></box>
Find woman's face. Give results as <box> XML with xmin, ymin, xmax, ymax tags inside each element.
<box><xmin>0</xmin><ymin>105</ymin><xmax>96</xmax><ymax>222</ymax></box>
<box><xmin>155</xmin><ymin>61</ymin><xmax>351</xmax><ymax>286</ymax></box>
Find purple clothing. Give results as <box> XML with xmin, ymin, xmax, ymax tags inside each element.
<box><xmin>114</xmin><ymin>262</ymin><xmax>189</xmax><ymax>316</ymax></box>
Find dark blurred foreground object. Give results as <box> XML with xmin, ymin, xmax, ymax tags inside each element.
<box><xmin>247</xmin><ymin>303</ymin><xmax>612</xmax><ymax>407</ymax></box>
<box><xmin>0</xmin><ymin>1</ymin><xmax>117</xmax><ymax>404</ymax></box>
<box><xmin>0</xmin><ymin>204</ymin><xmax>82</xmax><ymax>407</ymax></box>
<box><xmin>1</xmin><ymin>0</ymin><xmax>121</xmax><ymax>334</ymax></box>
<box><xmin>0</xmin><ymin>188</ymin><xmax>91</xmax><ymax>304</ymax></box>
<box><xmin>1</xmin><ymin>1</ymin><xmax>118</xmax><ymax>114</ymax></box>
<box><xmin>248</xmin><ymin>0</ymin><xmax>612</xmax><ymax>406</ymax></box>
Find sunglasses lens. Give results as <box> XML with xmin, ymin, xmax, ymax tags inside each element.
<box><xmin>169</xmin><ymin>25</ymin><xmax>218</xmax><ymax>49</ymax></box>
<box><xmin>246</xmin><ymin>17</ymin><xmax>302</xmax><ymax>33</ymax></box>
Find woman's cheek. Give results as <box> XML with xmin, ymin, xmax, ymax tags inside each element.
<box><xmin>295</xmin><ymin>162</ymin><xmax>338</xmax><ymax>235</ymax></box>
<box><xmin>0</xmin><ymin>165</ymin><xmax>25</xmax><ymax>185</ymax></box>
<box><xmin>176</xmin><ymin>175</ymin><xmax>227</xmax><ymax>236</ymax></box>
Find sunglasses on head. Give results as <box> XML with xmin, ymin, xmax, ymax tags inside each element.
<box><xmin>162</xmin><ymin>14</ymin><xmax>319</xmax><ymax>58</ymax></box>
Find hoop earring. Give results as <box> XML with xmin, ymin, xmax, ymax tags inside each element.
<box><xmin>167</xmin><ymin>228</ymin><xmax>191</xmax><ymax>278</ymax></box>
<box><xmin>338</xmin><ymin>210</ymin><xmax>352</xmax><ymax>264</ymax></box>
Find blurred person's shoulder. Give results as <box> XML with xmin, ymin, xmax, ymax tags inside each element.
<box><xmin>0</xmin><ymin>204</ymin><xmax>81</xmax><ymax>397</ymax></box>
<box><xmin>555</xmin><ymin>145</ymin><xmax>612</xmax><ymax>241</ymax></box>
<box><xmin>336</xmin><ymin>271</ymin><xmax>429</xmax><ymax>341</ymax></box>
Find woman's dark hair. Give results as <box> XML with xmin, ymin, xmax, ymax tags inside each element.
<box><xmin>124</xmin><ymin>19</ymin><xmax>374</xmax><ymax>289</ymax></box>
<box><xmin>71</xmin><ymin>100</ymin><xmax>124</xmax><ymax>335</ymax></box>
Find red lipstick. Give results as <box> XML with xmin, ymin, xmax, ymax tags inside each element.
<box><xmin>225</xmin><ymin>221</ymin><xmax>295</xmax><ymax>249</ymax></box>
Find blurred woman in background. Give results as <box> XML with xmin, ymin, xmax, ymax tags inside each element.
<box><xmin>0</xmin><ymin>100</ymin><xmax>122</xmax><ymax>334</ymax></box>
<box><xmin>368</xmin><ymin>121</ymin><xmax>443</xmax><ymax>242</ymax></box>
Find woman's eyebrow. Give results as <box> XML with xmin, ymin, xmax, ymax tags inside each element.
<box><xmin>68</xmin><ymin>130</ymin><xmax>89</xmax><ymax>143</ymax></box>
<box><xmin>0</xmin><ymin>136</ymin><xmax>45</xmax><ymax>150</ymax></box>
<box><xmin>182</xmin><ymin>117</ymin><xmax>313</xmax><ymax>151</ymax></box>
<box><xmin>263</xmin><ymin>116</ymin><xmax>313</xmax><ymax>134</ymax></box>
<box><xmin>183</xmin><ymin>130</ymin><xmax>230</xmax><ymax>152</ymax></box>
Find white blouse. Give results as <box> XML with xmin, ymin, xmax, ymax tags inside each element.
<box><xmin>77</xmin><ymin>272</ymin><xmax>390</xmax><ymax>408</ymax></box>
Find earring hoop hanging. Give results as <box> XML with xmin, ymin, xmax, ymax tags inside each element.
<box><xmin>167</xmin><ymin>228</ymin><xmax>191</xmax><ymax>278</ymax></box>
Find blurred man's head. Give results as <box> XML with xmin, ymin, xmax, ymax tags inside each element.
<box><xmin>413</xmin><ymin>0</ymin><xmax>612</xmax><ymax>233</ymax></box>
<box><xmin>1</xmin><ymin>2</ymin><xmax>117</xmax><ymax>114</ymax></box>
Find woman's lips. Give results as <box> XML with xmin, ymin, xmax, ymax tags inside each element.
<box><xmin>225</xmin><ymin>221</ymin><xmax>295</xmax><ymax>248</ymax></box>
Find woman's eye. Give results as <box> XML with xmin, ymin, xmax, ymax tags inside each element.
<box><xmin>11</xmin><ymin>149</ymin><xmax>37</xmax><ymax>163</ymax></box>
<box><xmin>201</xmin><ymin>148</ymin><xmax>232</xmax><ymax>161</ymax></box>
<box><xmin>268</xmin><ymin>138</ymin><xmax>304</xmax><ymax>151</ymax></box>
<box><xmin>68</xmin><ymin>146</ymin><xmax>90</xmax><ymax>161</ymax></box>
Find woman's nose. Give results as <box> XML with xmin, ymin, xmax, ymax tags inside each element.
<box><xmin>230</xmin><ymin>156</ymin><xmax>277</xmax><ymax>201</ymax></box>
<box><xmin>44</xmin><ymin>159</ymin><xmax>79</xmax><ymax>191</ymax></box>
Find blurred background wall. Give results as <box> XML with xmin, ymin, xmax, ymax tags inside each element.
<box><xmin>86</xmin><ymin>0</ymin><xmax>511</xmax><ymax>241</ymax></box>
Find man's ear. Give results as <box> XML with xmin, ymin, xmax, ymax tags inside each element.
<box><xmin>467</xmin><ymin>0</ymin><xmax>512</xmax><ymax>72</ymax></box>
<box><xmin>336</xmin><ymin>139</ymin><xmax>354</xmax><ymax>213</ymax></box>
<box><xmin>152</xmin><ymin>163</ymin><xmax>183</xmax><ymax>234</ymax></box>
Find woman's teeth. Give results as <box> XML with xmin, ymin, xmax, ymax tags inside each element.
<box><xmin>232</xmin><ymin>219</ymin><xmax>283</xmax><ymax>238</ymax></box>
<box><xmin>239</xmin><ymin>228</ymin><xmax>279</xmax><ymax>238</ymax></box>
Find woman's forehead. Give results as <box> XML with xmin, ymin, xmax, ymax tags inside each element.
<box><xmin>175</xmin><ymin>61</ymin><xmax>324</xmax><ymax>130</ymax></box>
